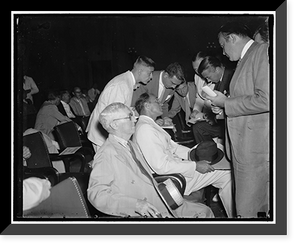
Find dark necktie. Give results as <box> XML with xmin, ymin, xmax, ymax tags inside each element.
<box><xmin>213</xmin><ymin>81</ymin><xmax>220</xmax><ymax>91</ymax></box>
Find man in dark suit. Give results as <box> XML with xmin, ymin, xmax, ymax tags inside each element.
<box><xmin>192</xmin><ymin>56</ymin><xmax>234</xmax><ymax>143</ymax></box>
<box><xmin>131</xmin><ymin>62</ymin><xmax>187</xmax><ymax>126</ymax></box>
<box><xmin>57</xmin><ymin>90</ymin><xmax>86</xmax><ymax>130</ymax></box>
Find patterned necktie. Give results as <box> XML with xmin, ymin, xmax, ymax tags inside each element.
<box><xmin>127</xmin><ymin>141</ymin><xmax>153</xmax><ymax>181</ymax></box>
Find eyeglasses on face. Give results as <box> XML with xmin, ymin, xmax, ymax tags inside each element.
<box><xmin>112</xmin><ymin>112</ymin><xmax>135</xmax><ymax>122</ymax></box>
<box><xmin>149</xmin><ymin>98</ymin><xmax>161</xmax><ymax>105</ymax></box>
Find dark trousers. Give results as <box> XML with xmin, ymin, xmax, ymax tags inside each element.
<box><xmin>192</xmin><ymin>120</ymin><xmax>225</xmax><ymax>143</ymax></box>
<box><xmin>72</xmin><ymin>116</ymin><xmax>90</xmax><ymax>131</ymax></box>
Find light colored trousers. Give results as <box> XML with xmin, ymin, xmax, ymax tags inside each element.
<box><xmin>93</xmin><ymin>141</ymin><xmax>233</xmax><ymax>218</ymax></box>
<box><xmin>185</xmin><ymin>170</ymin><xmax>234</xmax><ymax>218</ymax></box>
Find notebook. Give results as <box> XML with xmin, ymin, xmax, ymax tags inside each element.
<box><xmin>161</xmin><ymin>124</ymin><xmax>175</xmax><ymax>129</ymax></box>
<box><xmin>59</xmin><ymin>146</ymin><xmax>81</xmax><ymax>155</ymax></box>
<box><xmin>188</xmin><ymin>116</ymin><xmax>206</xmax><ymax>125</ymax></box>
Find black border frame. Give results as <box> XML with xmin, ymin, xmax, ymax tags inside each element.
<box><xmin>1</xmin><ymin>2</ymin><xmax>288</xmax><ymax>236</ymax></box>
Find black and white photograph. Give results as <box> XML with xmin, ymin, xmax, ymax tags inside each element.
<box><xmin>4</xmin><ymin>3</ymin><xmax>290</xmax><ymax>241</ymax></box>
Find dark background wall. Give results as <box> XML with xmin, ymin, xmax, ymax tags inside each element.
<box><xmin>15</xmin><ymin>13</ymin><xmax>269</xmax><ymax>109</ymax></box>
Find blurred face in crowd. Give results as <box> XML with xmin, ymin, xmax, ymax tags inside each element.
<box><xmin>61</xmin><ymin>92</ymin><xmax>71</xmax><ymax>103</ymax></box>
<box><xmin>73</xmin><ymin>87</ymin><xmax>82</xmax><ymax>99</ymax></box>
<box><xmin>53</xmin><ymin>96</ymin><xmax>61</xmax><ymax>106</ymax></box>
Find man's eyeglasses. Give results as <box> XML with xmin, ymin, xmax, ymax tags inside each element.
<box><xmin>112</xmin><ymin>112</ymin><xmax>135</xmax><ymax>122</ymax></box>
<box><xmin>150</xmin><ymin>98</ymin><xmax>161</xmax><ymax>105</ymax></box>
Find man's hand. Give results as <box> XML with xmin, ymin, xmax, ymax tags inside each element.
<box><xmin>190</xmin><ymin>110</ymin><xmax>205</xmax><ymax>120</ymax></box>
<box><xmin>163</xmin><ymin>117</ymin><xmax>173</xmax><ymax>126</ymax></box>
<box><xmin>23</xmin><ymin>146</ymin><xmax>31</xmax><ymax>159</ymax></box>
<box><xmin>195</xmin><ymin>160</ymin><xmax>215</xmax><ymax>174</ymax></box>
<box><xmin>155</xmin><ymin>118</ymin><xmax>164</xmax><ymax>126</ymax></box>
<box><xmin>206</xmin><ymin>90</ymin><xmax>227</xmax><ymax>108</ymax></box>
<box><xmin>190</xmin><ymin>110</ymin><xmax>199</xmax><ymax>119</ymax></box>
<box><xmin>135</xmin><ymin>199</ymin><xmax>162</xmax><ymax>218</ymax></box>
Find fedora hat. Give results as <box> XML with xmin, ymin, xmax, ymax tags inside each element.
<box><xmin>190</xmin><ymin>140</ymin><xmax>224</xmax><ymax>165</ymax></box>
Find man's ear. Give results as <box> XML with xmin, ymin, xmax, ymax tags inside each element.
<box><xmin>109</xmin><ymin>120</ymin><xmax>118</xmax><ymax>130</ymax></box>
<box><xmin>144</xmin><ymin>102</ymin><xmax>151</xmax><ymax>111</ymax></box>
<box><xmin>228</xmin><ymin>34</ymin><xmax>238</xmax><ymax>44</ymax></box>
<box><xmin>163</xmin><ymin>71</ymin><xmax>169</xmax><ymax>79</ymax></box>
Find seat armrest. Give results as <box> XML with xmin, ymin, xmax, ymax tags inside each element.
<box><xmin>24</xmin><ymin>167</ymin><xmax>59</xmax><ymax>186</ymax></box>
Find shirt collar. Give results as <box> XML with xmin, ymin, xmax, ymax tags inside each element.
<box><xmin>159</xmin><ymin>71</ymin><xmax>165</xmax><ymax>88</ymax></box>
<box><xmin>139</xmin><ymin>115</ymin><xmax>163</xmax><ymax>129</ymax></box>
<box><xmin>219</xmin><ymin>69</ymin><xmax>224</xmax><ymax>82</ymax></box>
<box><xmin>139</xmin><ymin>115</ymin><xmax>156</xmax><ymax>123</ymax></box>
<box><xmin>112</xmin><ymin>134</ymin><xmax>129</xmax><ymax>149</ymax></box>
<box><xmin>129</xmin><ymin>70</ymin><xmax>136</xmax><ymax>85</ymax></box>
<box><xmin>240</xmin><ymin>39</ymin><xmax>254</xmax><ymax>59</ymax></box>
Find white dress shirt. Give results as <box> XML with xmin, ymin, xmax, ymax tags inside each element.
<box><xmin>193</xmin><ymin>74</ymin><xmax>215</xmax><ymax>112</ymax></box>
<box><xmin>158</xmin><ymin>71</ymin><xmax>166</xmax><ymax>101</ymax></box>
<box><xmin>241</xmin><ymin>39</ymin><xmax>255</xmax><ymax>59</ymax></box>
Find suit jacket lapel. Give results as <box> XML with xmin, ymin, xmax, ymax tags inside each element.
<box><xmin>188</xmin><ymin>83</ymin><xmax>196</xmax><ymax>108</ymax></box>
<box><xmin>230</xmin><ymin>42</ymin><xmax>258</xmax><ymax>95</ymax></box>
<box><xmin>108</xmin><ymin>136</ymin><xmax>153</xmax><ymax>186</ymax></box>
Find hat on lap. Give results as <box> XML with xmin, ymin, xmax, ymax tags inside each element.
<box><xmin>190</xmin><ymin>140</ymin><xmax>224</xmax><ymax>165</ymax></box>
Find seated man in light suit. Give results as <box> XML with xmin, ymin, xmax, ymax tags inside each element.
<box><xmin>87</xmin><ymin>102</ymin><xmax>214</xmax><ymax>218</ymax></box>
<box><xmin>133</xmin><ymin>93</ymin><xmax>234</xmax><ymax>218</ymax></box>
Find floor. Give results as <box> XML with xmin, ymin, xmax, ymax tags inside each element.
<box><xmin>207</xmin><ymin>187</ymin><xmax>227</xmax><ymax>218</ymax></box>
<box><xmin>184</xmin><ymin>186</ymin><xmax>227</xmax><ymax>218</ymax></box>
